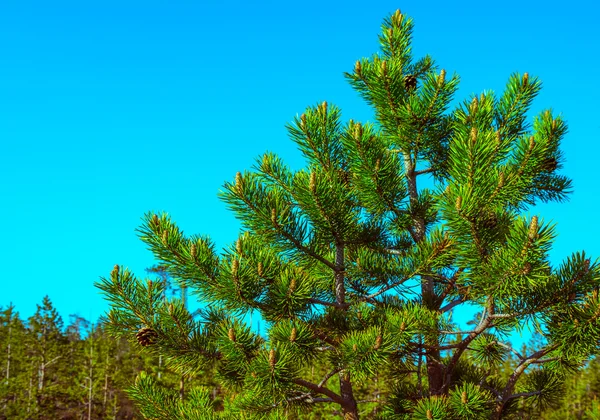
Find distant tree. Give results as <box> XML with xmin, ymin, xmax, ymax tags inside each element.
<box><xmin>0</xmin><ymin>305</ymin><xmax>28</xmax><ymax>419</ymax></box>
<box><xmin>26</xmin><ymin>296</ymin><xmax>67</xmax><ymax>418</ymax></box>
<box><xmin>97</xmin><ymin>9</ymin><xmax>600</xmax><ymax>420</ymax></box>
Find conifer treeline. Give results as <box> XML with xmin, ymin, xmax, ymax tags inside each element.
<box><xmin>0</xmin><ymin>296</ymin><xmax>219</xmax><ymax>420</ymax></box>
<box><xmin>3</xmin><ymin>296</ymin><xmax>600</xmax><ymax>419</ymax></box>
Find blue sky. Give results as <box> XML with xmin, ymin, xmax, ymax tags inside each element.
<box><xmin>1</xmin><ymin>0</ymin><xmax>598</xmax><ymax>341</ymax></box>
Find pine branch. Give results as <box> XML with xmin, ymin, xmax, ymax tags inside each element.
<box><xmin>308</xmin><ymin>298</ymin><xmax>350</xmax><ymax>310</ymax></box>
<box><xmin>439</xmin><ymin>297</ymin><xmax>467</xmax><ymax>313</ymax></box>
<box><xmin>292</xmin><ymin>379</ymin><xmax>345</xmax><ymax>405</ymax></box>
<box><xmin>442</xmin><ymin>302</ymin><xmax>493</xmax><ymax>392</ymax></box>
<box><xmin>493</xmin><ymin>344</ymin><xmax>560</xmax><ymax>418</ymax></box>
<box><xmin>318</xmin><ymin>368</ymin><xmax>343</xmax><ymax>388</ymax></box>
<box><xmin>506</xmin><ymin>390</ymin><xmax>543</xmax><ymax>401</ymax></box>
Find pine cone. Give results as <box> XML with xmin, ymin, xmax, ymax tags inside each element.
<box><xmin>541</xmin><ymin>157</ymin><xmax>558</xmax><ymax>172</ymax></box>
<box><xmin>136</xmin><ymin>327</ymin><xmax>158</xmax><ymax>347</ymax></box>
<box><xmin>404</xmin><ymin>74</ymin><xmax>417</xmax><ymax>91</ymax></box>
<box><xmin>480</xmin><ymin>211</ymin><xmax>498</xmax><ymax>229</ymax></box>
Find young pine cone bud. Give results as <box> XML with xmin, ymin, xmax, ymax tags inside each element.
<box><xmin>111</xmin><ymin>264</ymin><xmax>119</xmax><ymax>279</ymax></box>
<box><xmin>354</xmin><ymin>122</ymin><xmax>363</xmax><ymax>140</ymax></box>
<box><xmin>462</xmin><ymin>390</ymin><xmax>468</xmax><ymax>404</ymax></box>
<box><xmin>228</xmin><ymin>328</ymin><xmax>236</xmax><ymax>342</ymax></box>
<box><xmin>522</xmin><ymin>72</ymin><xmax>529</xmax><ymax>86</ymax></box>
<box><xmin>235</xmin><ymin>171</ymin><xmax>243</xmax><ymax>191</ymax></box>
<box><xmin>288</xmin><ymin>278</ymin><xmax>297</xmax><ymax>295</ymax></box>
<box><xmin>271</xmin><ymin>208</ymin><xmax>278</xmax><ymax>226</ymax></box>
<box><xmin>470</xmin><ymin>127</ymin><xmax>477</xmax><ymax>145</ymax></box>
<box><xmin>161</xmin><ymin>230</ymin><xmax>169</xmax><ymax>245</ymax></box>
<box><xmin>231</xmin><ymin>259</ymin><xmax>239</xmax><ymax>277</ymax></box>
<box><xmin>470</xmin><ymin>96</ymin><xmax>478</xmax><ymax>114</ymax></box>
<box><xmin>380</xmin><ymin>60</ymin><xmax>388</xmax><ymax>75</ymax></box>
<box><xmin>438</xmin><ymin>69</ymin><xmax>446</xmax><ymax>85</ymax></box>
<box><xmin>300</xmin><ymin>113</ymin><xmax>306</xmax><ymax>129</ymax></box>
<box><xmin>290</xmin><ymin>327</ymin><xmax>297</xmax><ymax>343</ymax></box>
<box><xmin>585</xmin><ymin>259</ymin><xmax>591</xmax><ymax>272</ymax></box>
<box><xmin>427</xmin><ymin>409</ymin><xmax>433</xmax><ymax>420</ymax></box>
<box><xmin>552</xmin><ymin>119</ymin><xmax>557</xmax><ymax>131</ymax></box>
<box><xmin>498</xmin><ymin>172</ymin><xmax>505</xmax><ymax>188</ymax></box>
<box><xmin>236</xmin><ymin>238</ymin><xmax>243</xmax><ymax>255</ymax></box>
<box><xmin>353</xmin><ymin>343</ymin><xmax>358</xmax><ymax>352</ymax></box>
<box><xmin>190</xmin><ymin>243</ymin><xmax>197</xmax><ymax>260</ymax></box>
<box><xmin>321</xmin><ymin>101</ymin><xmax>328</xmax><ymax>115</ymax></box>
<box><xmin>354</xmin><ymin>60</ymin><xmax>362</xmax><ymax>76</ymax></box>
<box><xmin>136</xmin><ymin>327</ymin><xmax>158</xmax><ymax>347</ymax></box>
<box><xmin>257</xmin><ymin>262</ymin><xmax>264</xmax><ymax>277</ymax></box>
<box><xmin>373</xmin><ymin>335</ymin><xmax>382</xmax><ymax>350</ymax></box>
<box><xmin>528</xmin><ymin>216</ymin><xmax>538</xmax><ymax>240</ymax></box>
<box><xmin>455</xmin><ymin>196</ymin><xmax>462</xmax><ymax>211</ymax></box>
<box><xmin>400</xmin><ymin>321</ymin><xmax>406</xmax><ymax>331</ymax></box>
<box><xmin>309</xmin><ymin>171</ymin><xmax>316</xmax><ymax>194</ymax></box>
<box><xmin>393</xmin><ymin>9</ymin><xmax>403</xmax><ymax>25</ymax></box>
<box><xmin>261</xmin><ymin>153</ymin><xmax>269</xmax><ymax>170</ymax></box>
<box><xmin>529</xmin><ymin>136</ymin><xmax>535</xmax><ymax>151</ymax></box>
<box><xmin>374</xmin><ymin>158</ymin><xmax>381</xmax><ymax>172</ymax></box>
<box><xmin>152</xmin><ymin>214</ymin><xmax>160</xmax><ymax>227</ymax></box>
<box><xmin>269</xmin><ymin>349</ymin><xmax>276</xmax><ymax>369</ymax></box>
<box><xmin>495</xmin><ymin>130</ymin><xmax>501</xmax><ymax>145</ymax></box>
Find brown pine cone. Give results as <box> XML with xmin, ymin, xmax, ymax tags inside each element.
<box><xmin>136</xmin><ymin>327</ymin><xmax>158</xmax><ymax>346</ymax></box>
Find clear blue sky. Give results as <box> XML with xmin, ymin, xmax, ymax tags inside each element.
<box><xmin>1</xmin><ymin>0</ymin><xmax>598</xmax><ymax>338</ymax></box>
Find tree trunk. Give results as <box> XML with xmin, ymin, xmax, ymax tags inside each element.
<box><xmin>5</xmin><ymin>320</ymin><xmax>11</xmax><ymax>383</ymax></box>
<box><xmin>340</xmin><ymin>372</ymin><xmax>359</xmax><ymax>419</ymax></box>
<box><xmin>179</xmin><ymin>375</ymin><xmax>185</xmax><ymax>400</ymax></box>
<box><xmin>27</xmin><ymin>370</ymin><xmax>33</xmax><ymax>414</ymax></box>
<box><xmin>403</xmin><ymin>152</ymin><xmax>444</xmax><ymax>395</ymax></box>
<box><xmin>103</xmin><ymin>353</ymin><xmax>109</xmax><ymax>412</ymax></box>
<box><xmin>88</xmin><ymin>326</ymin><xmax>94</xmax><ymax>420</ymax></box>
<box><xmin>112</xmin><ymin>392</ymin><xmax>118</xmax><ymax>420</ymax></box>
<box><xmin>334</xmin><ymin>244</ymin><xmax>359</xmax><ymax>418</ymax></box>
<box><xmin>3</xmin><ymin>317</ymin><xmax>11</xmax><ymax>412</ymax></box>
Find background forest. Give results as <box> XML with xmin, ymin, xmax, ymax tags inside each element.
<box><xmin>3</xmin><ymin>292</ymin><xmax>600</xmax><ymax>419</ymax></box>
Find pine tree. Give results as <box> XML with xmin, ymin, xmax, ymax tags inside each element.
<box><xmin>0</xmin><ymin>305</ymin><xmax>28</xmax><ymax>419</ymax></box>
<box><xmin>26</xmin><ymin>296</ymin><xmax>68</xmax><ymax>418</ymax></box>
<box><xmin>96</xmin><ymin>10</ymin><xmax>600</xmax><ymax>419</ymax></box>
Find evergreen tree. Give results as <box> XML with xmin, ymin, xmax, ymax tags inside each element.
<box><xmin>26</xmin><ymin>296</ymin><xmax>68</xmax><ymax>418</ymax></box>
<box><xmin>96</xmin><ymin>10</ymin><xmax>600</xmax><ymax>419</ymax></box>
<box><xmin>0</xmin><ymin>305</ymin><xmax>28</xmax><ymax>419</ymax></box>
